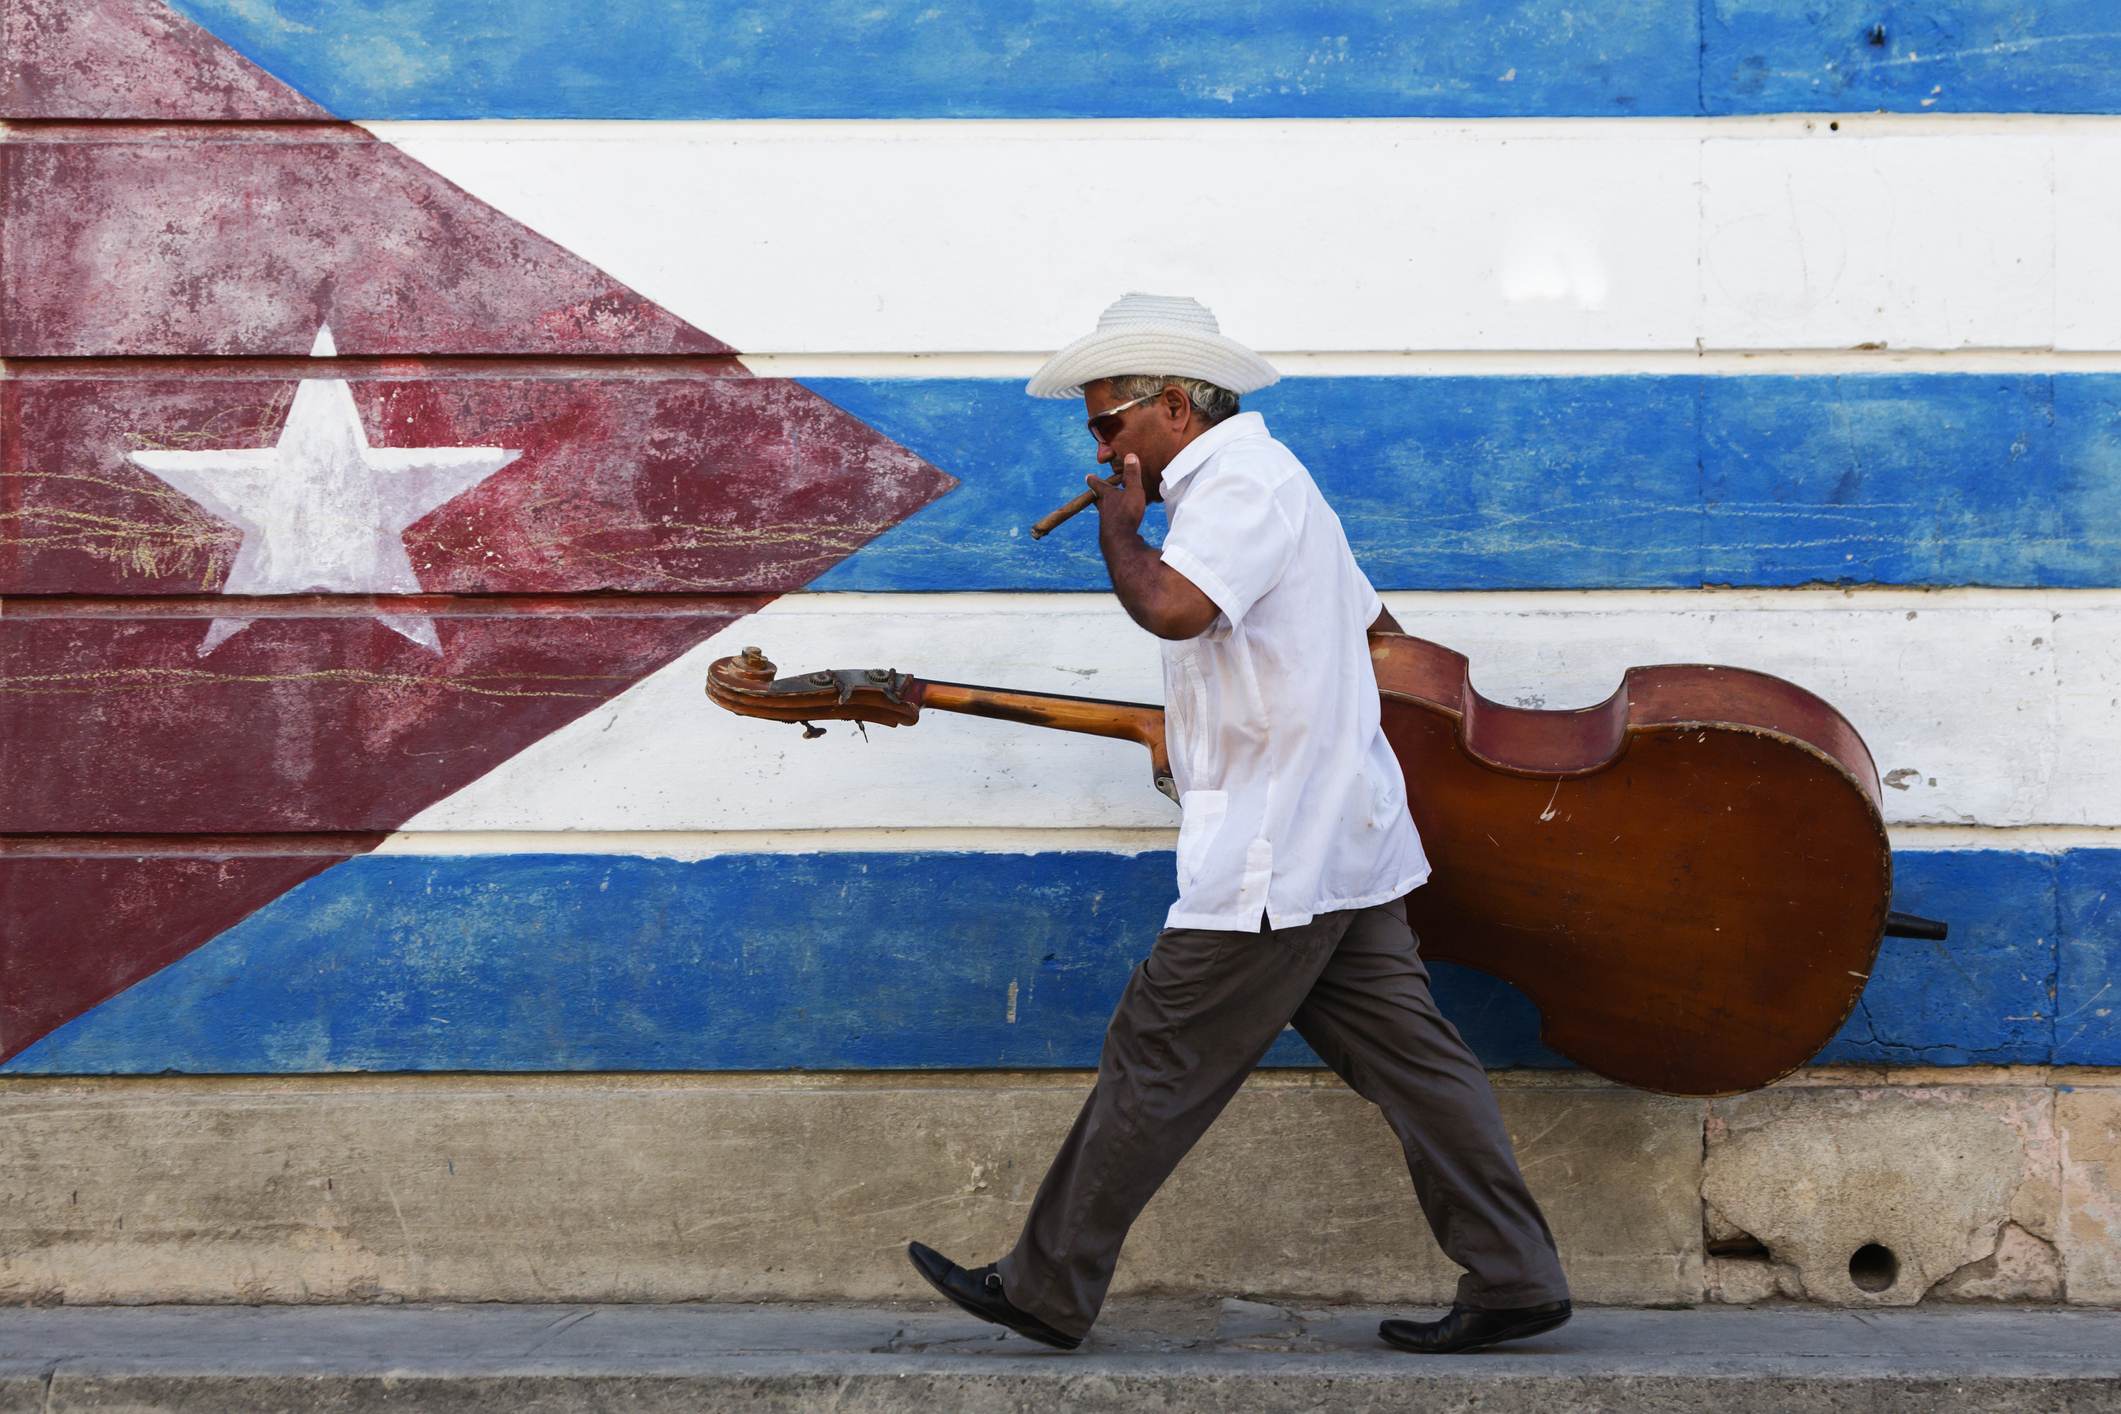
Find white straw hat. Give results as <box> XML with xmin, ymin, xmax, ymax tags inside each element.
<box><xmin>1025</xmin><ymin>292</ymin><xmax>1279</xmax><ymax>399</ymax></box>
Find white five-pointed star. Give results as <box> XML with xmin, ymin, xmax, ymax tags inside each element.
<box><xmin>130</xmin><ymin>326</ymin><xmax>521</xmax><ymax>655</ymax></box>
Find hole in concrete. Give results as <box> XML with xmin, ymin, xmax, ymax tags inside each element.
<box><xmin>1707</xmin><ymin>1234</ymin><xmax>1770</xmax><ymax>1260</ymax></box>
<box><xmin>1849</xmin><ymin>1243</ymin><xmax>1899</xmax><ymax>1292</ymax></box>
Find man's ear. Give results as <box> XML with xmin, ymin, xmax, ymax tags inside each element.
<box><xmin>1162</xmin><ymin>385</ymin><xmax>1191</xmax><ymax>432</ymax></box>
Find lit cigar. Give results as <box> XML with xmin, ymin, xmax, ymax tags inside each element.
<box><xmin>1030</xmin><ymin>473</ymin><xmax>1120</xmax><ymax>540</ymax></box>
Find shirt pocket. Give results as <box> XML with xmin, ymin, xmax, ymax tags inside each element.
<box><xmin>1176</xmin><ymin>789</ymin><xmax>1230</xmax><ymax>892</ymax></box>
<box><xmin>1164</xmin><ymin>642</ymin><xmax>1214</xmax><ymax>787</ymax></box>
<box><xmin>1181</xmin><ymin>656</ymin><xmax>1213</xmax><ymax>780</ymax></box>
<box><xmin>1363</xmin><ymin>754</ymin><xmax>1406</xmax><ymax>830</ymax></box>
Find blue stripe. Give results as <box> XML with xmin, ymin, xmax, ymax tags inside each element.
<box><xmin>167</xmin><ymin>2</ymin><xmax>2121</xmax><ymax>118</ymax></box>
<box><xmin>1818</xmin><ymin>849</ymin><xmax>2058</xmax><ymax>1067</ymax></box>
<box><xmin>1704</xmin><ymin>1</ymin><xmax>2121</xmax><ymax>115</ymax></box>
<box><xmin>171</xmin><ymin>1</ymin><xmax>1696</xmax><ymax>119</ymax></box>
<box><xmin>6</xmin><ymin>848</ymin><xmax>2101</xmax><ymax>1075</ymax></box>
<box><xmin>805</xmin><ymin>375</ymin><xmax>2121</xmax><ymax>592</ymax></box>
<box><xmin>2059</xmin><ymin>850</ymin><xmax>2121</xmax><ymax>1064</ymax></box>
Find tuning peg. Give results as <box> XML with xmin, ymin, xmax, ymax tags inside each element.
<box><xmin>728</xmin><ymin>646</ymin><xmax>776</xmax><ymax>685</ymax></box>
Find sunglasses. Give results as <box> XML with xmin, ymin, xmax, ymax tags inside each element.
<box><xmin>1085</xmin><ymin>390</ymin><xmax>1165</xmax><ymax>446</ymax></box>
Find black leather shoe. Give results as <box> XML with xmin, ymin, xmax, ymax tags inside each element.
<box><xmin>906</xmin><ymin>1241</ymin><xmax>1083</xmax><ymax>1350</ymax></box>
<box><xmin>1379</xmin><ymin>1299</ymin><xmax>1572</xmax><ymax>1353</ymax></box>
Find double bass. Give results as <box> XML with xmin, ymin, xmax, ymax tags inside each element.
<box><xmin>706</xmin><ymin>636</ymin><xmax>1945</xmax><ymax>1097</ymax></box>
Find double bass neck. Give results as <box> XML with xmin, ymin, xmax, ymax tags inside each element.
<box><xmin>704</xmin><ymin>647</ymin><xmax>1174</xmax><ymax>799</ymax></box>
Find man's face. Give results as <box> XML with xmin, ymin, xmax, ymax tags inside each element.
<box><xmin>1083</xmin><ymin>380</ymin><xmax>1186</xmax><ymax>502</ymax></box>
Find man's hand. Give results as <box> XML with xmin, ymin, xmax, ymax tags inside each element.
<box><xmin>1086</xmin><ymin>453</ymin><xmax>1149</xmax><ymax>539</ymax></box>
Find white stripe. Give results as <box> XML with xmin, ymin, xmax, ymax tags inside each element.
<box><xmin>375</xmin><ymin>827</ymin><xmax>1177</xmax><ymax>857</ymax></box>
<box><xmin>370</xmin><ymin>824</ymin><xmax>2121</xmax><ymax>859</ymax></box>
<box><xmin>739</xmin><ymin>349</ymin><xmax>2121</xmax><ymax>379</ymax></box>
<box><xmin>369</xmin><ymin>119</ymin><xmax>2114</xmax><ymax>356</ymax></box>
<box><xmin>1888</xmin><ymin>825</ymin><xmax>2121</xmax><ymax>852</ymax></box>
<box><xmin>386</xmin><ymin>589</ymin><xmax>2121</xmax><ymax>837</ymax></box>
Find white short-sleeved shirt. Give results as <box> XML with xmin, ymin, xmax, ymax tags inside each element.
<box><xmin>1154</xmin><ymin>411</ymin><xmax>1430</xmax><ymax>931</ymax></box>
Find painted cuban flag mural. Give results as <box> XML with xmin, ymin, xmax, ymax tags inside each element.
<box><xmin>3</xmin><ymin>0</ymin><xmax>2118</xmax><ymax>1075</ymax></box>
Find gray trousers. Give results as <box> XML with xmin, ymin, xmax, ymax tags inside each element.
<box><xmin>994</xmin><ymin>898</ymin><xmax>1569</xmax><ymax>1339</ymax></box>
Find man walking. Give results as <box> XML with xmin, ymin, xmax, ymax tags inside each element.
<box><xmin>908</xmin><ymin>293</ymin><xmax>1571</xmax><ymax>1354</ymax></box>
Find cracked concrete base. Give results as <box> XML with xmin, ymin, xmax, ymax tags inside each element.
<box><xmin>2062</xmin><ymin>1083</ymin><xmax>2121</xmax><ymax>1303</ymax></box>
<box><xmin>4</xmin><ymin>1068</ymin><xmax>2120</xmax><ymax>1308</ymax></box>
<box><xmin>0</xmin><ymin>1071</ymin><xmax>1703</xmax><ymax>1308</ymax></box>
<box><xmin>1704</xmin><ymin>1081</ymin><xmax>2060</xmax><ymax>1305</ymax></box>
<box><xmin>1936</xmin><ymin>1223</ymin><xmax>2067</xmax><ymax>1302</ymax></box>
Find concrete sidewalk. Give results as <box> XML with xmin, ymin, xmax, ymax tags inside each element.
<box><xmin>6</xmin><ymin>1300</ymin><xmax>2121</xmax><ymax>1411</ymax></box>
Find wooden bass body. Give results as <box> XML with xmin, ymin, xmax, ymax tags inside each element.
<box><xmin>1368</xmin><ymin>635</ymin><xmax>1889</xmax><ymax>1096</ymax></box>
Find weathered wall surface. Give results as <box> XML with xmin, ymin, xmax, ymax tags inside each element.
<box><xmin>6</xmin><ymin>0</ymin><xmax>2121</xmax><ymax>1307</ymax></box>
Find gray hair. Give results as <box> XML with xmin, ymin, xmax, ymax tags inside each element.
<box><xmin>1104</xmin><ymin>374</ymin><xmax>1240</xmax><ymax>426</ymax></box>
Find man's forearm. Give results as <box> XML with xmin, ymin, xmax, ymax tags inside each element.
<box><xmin>1100</xmin><ymin>523</ymin><xmax>1192</xmax><ymax>638</ymax></box>
<box><xmin>1085</xmin><ymin>453</ymin><xmax>1219</xmax><ymax>639</ymax></box>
